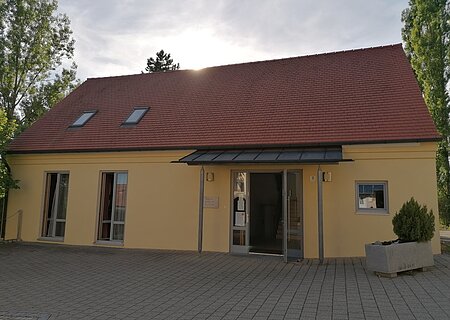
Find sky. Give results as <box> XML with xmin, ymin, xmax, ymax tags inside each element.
<box><xmin>58</xmin><ymin>0</ymin><xmax>410</xmax><ymax>81</ymax></box>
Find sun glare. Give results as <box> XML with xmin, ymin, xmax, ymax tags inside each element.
<box><xmin>174</xmin><ymin>28</ymin><xmax>225</xmax><ymax>70</ymax></box>
<box><xmin>155</xmin><ymin>28</ymin><xmax>266</xmax><ymax>71</ymax></box>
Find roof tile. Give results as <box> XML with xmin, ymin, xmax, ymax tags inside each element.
<box><xmin>8</xmin><ymin>44</ymin><xmax>440</xmax><ymax>153</ymax></box>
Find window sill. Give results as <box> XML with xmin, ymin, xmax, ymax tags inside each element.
<box><xmin>356</xmin><ymin>210</ymin><xmax>389</xmax><ymax>216</ymax></box>
<box><xmin>37</xmin><ymin>237</ymin><xmax>64</xmax><ymax>243</ymax></box>
<box><xmin>94</xmin><ymin>240</ymin><xmax>124</xmax><ymax>247</ymax></box>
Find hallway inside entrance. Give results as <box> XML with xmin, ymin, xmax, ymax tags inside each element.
<box><xmin>249</xmin><ymin>173</ymin><xmax>283</xmax><ymax>255</ymax></box>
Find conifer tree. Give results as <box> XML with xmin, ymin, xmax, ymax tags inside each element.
<box><xmin>145</xmin><ymin>50</ymin><xmax>180</xmax><ymax>73</ymax></box>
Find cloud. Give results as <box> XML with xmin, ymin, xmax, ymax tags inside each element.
<box><xmin>58</xmin><ymin>0</ymin><xmax>409</xmax><ymax>80</ymax></box>
<box><xmin>213</xmin><ymin>0</ymin><xmax>408</xmax><ymax>54</ymax></box>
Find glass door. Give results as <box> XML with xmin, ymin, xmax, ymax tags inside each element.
<box><xmin>283</xmin><ymin>170</ymin><xmax>303</xmax><ymax>262</ymax></box>
<box><xmin>230</xmin><ymin>172</ymin><xmax>249</xmax><ymax>254</ymax></box>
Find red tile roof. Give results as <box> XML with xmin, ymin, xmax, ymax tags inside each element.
<box><xmin>8</xmin><ymin>44</ymin><xmax>440</xmax><ymax>154</ymax></box>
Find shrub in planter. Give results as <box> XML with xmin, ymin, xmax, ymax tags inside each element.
<box><xmin>365</xmin><ymin>197</ymin><xmax>435</xmax><ymax>276</ymax></box>
<box><xmin>392</xmin><ymin>197</ymin><xmax>435</xmax><ymax>242</ymax></box>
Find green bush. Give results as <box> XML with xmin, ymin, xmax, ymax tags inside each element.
<box><xmin>392</xmin><ymin>198</ymin><xmax>435</xmax><ymax>242</ymax></box>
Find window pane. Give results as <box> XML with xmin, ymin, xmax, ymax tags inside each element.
<box><xmin>358</xmin><ymin>183</ymin><xmax>386</xmax><ymax>209</ymax></box>
<box><xmin>43</xmin><ymin>174</ymin><xmax>57</xmax><ymax>237</ymax></box>
<box><xmin>363</xmin><ymin>185</ymin><xmax>373</xmax><ymax>194</ymax></box>
<box><xmin>45</xmin><ymin>219</ymin><xmax>53</xmax><ymax>237</ymax></box>
<box><xmin>113</xmin><ymin>224</ymin><xmax>124</xmax><ymax>241</ymax></box>
<box><xmin>115</xmin><ymin>207</ymin><xmax>126</xmax><ymax>222</ymax></box>
<box><xmin>233</xmin><ymin>172</ymin><xmax>247</xmax><ymax>227</ymax></box>
<box><xmin>233</xmin><ymin>230</ymin><xmax>246</xmax><ymax>246</ymax></box>
<box><xmin>100</xmin><ymin>223</ymin><xmax>111</xmax><ymax>240</ymax></box>
<box><xmin>55</xmin><ymin>222</ymin><xmax>65</xmax><ymax>237</ymax></box>
<box><xmin>99</xmin><ymin>173</ymin><xmax>113</xmax><ymax>240</ymax></box>
<box><xmin>114</xmin><ymin>173</ymin><xmax>127</xmax><ymax>222</ymax></box>
<box><xmin>124</xmin><ymin>108</ymin><xmax>148</xmax><ymax>124</ymax></box>
<box><xmin>46</xmin><ymin>174</ymin><xmax>58</xmax><ymax>220</ymax></box>
<box><xmin>116</xmin><ymin>173</ymin><xmax>128</xmax><ymax>185</ymax></box>
<box><xmin>71</xmin><ymin>111</ymin><xmax>96</xmax><ymax>127</ymax></box>
<box><xmin>56</xmin><ymin>174</ymin><xmax>69</xmax><ymax>219</ymax></box>
<box><xmin>374</xmin><ymin>190</ymin><xmax>384</xmax><ymax>208</ymax></box>
<box><xmin>101</xmin><ymin>173</ymin><xmax>114</xmax><ymax>221</ymax></box>
<box><xmin>234</xmin><ymin>172</ymin><xmax>246</xmax><ymax>193</ymax></box>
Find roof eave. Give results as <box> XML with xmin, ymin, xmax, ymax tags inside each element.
<box><xmin>5</xmin><ymin>137</ymin><xmax>442</xmax><ymax>155</ymax></box>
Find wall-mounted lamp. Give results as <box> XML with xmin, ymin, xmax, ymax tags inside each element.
<box><xmin>206</xmin><ymin>172</ymin><xmax>215</xmax><ymax>182</ymax></box>
<box><xmin>322</xmin><ymin>172</ymin><xmax>332</xmax><ymax>182</ymax></box>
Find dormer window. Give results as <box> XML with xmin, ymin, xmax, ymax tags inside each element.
<box><xmin>71</xmin><ymin>111</ymin><xmax>97</xmax><ymax>127</ymax></box>
<box><xmin>123</xmin><ymin>107</ymin><xmax>149</xmax><ymax>125</ymax></box>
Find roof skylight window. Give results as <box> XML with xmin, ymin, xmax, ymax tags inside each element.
<box><xmin>70</xmin><ymin>111</ymin><xmax>96</xmax><ymax>127</ymax></box>
<box><xmin>123</xmin><ymin>107</ymin><xmax>149</xmax><ymax>125</ymax></box>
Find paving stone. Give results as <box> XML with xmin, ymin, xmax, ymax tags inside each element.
<box><xmin>0</xmin><ymin>243</ymin><xmax>449</xmax><ymax>319</ymax></box>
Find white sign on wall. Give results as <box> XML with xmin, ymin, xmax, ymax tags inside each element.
<box><xmin>204</xmin><ymin>196</ymin><xmax>219</xmax><ymax>209</ymax></box>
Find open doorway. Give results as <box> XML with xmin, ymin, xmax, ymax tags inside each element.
<box><xmin>249</xmin><ymin>173</ymin><xmax>283</xmax><ymax>254</ymax></box>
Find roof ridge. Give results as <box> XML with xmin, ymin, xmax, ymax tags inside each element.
<box><xmin>86</xmin><ymin>43</ymin><xmax>403</xmax><ymax>81</ymax></box>
<box><xmin>199</xmin><ymin>43</ymin><xmax>403</xmax><ymax>70</ymax></box>
<box><xmin>86</xmin><ymin>69</ymin><xmax>188</xmax><ymax>81</ymax></box>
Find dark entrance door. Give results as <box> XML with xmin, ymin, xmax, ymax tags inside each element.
<box><xmin>249</xmin><ymin>173</ymin><xmax>283</xmax><ymax>254</ymax></box>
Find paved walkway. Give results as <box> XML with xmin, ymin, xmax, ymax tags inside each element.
<box><xmin>0</xmin><ymin>243</ymin><xmax>449</xmax><ymax>320</ymax></box>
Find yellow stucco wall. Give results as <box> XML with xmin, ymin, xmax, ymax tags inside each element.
<box><xmin>325</xmin><ymin>143</ymin><xmax>440</xmax><ymax>257</ymax></box>
<box><xmin>5</xmin><ymin>151</ymin><xmax>203</xmax><ymax>251</ymax></box>
<box><xmin>5</xmin><ymin>142</ymin><xmax>440</xmax><ymax>257</ymax></box>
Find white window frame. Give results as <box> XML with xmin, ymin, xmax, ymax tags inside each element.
<box><xmin>355</xmin><ymin>181</ymin><xmax>388</xmax><ymax>214</ymax></box>
<box><xmin>41</xmin><ymin>172</ymin><xmax>70</xmax><ymax>239</ymax></box>
<box><xmin>97</xmin><ymin>171</ymin><xmax>128</xmax><ymax>242</ymax></box>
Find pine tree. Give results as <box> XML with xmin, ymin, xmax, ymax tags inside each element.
<box><xmin>145</xmin><ymin>50</ymin><xmax>180</xmax><ymax>73</ymax></box>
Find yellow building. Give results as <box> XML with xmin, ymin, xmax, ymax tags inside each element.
<box><xmin>2</xmin><ymin>45</ymin><xmax>441</xmax><ymax>260</ymax></box>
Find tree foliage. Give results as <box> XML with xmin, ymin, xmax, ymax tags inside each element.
<box><xmin>0</xmin><ymin>109</ymin><xmax>17</xmax><ymax>198</ymax></box>
<box><xmin>0</xmin><ymin>0</ymin><xmax>78</xmax><ymax>128</ymax></box>
<box><xmin>402</xmin><ymin>0</ymin><xmax>450</xmax><ymax>225</ymax></box>
<box><xmin>393</xmin><ymin>198</ymin><xmax>435</xmax><ymax>242</ymax></box>
<box><xmin>145</xmin><ymin>49</ymin><xmax>180</xmax><ymax>73</ymax></box>
<box><xmin>0</xmin><ymin>0</ymin><xmax>78</xmax><ymax>198</ymax></box>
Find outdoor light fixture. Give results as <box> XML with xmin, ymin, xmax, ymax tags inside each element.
<box><xmin>322</xmin><ymin>172</ymin><xmax>332</xmax><ymax>182</ymax></box>
<box><xmin>206</xmin><ymin>172</ymin><xmax>215</xmax><ymax>182</ymax></box>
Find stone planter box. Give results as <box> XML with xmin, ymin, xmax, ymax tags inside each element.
<box><xmin>365</xmin><ymin>241</ymin><xmax>434</xmax><ymax>277</ymax></box>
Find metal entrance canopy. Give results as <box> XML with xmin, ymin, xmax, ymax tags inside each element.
<box><xmin>180</xmin><ymin>146</ymin><xmax>351</xmax><ymax>262</ymax></box>
<box><xmin>177</xmin><ymin>147</ymin><xmax>347</xmax><ymax>165</ymax></box>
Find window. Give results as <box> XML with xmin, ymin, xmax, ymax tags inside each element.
<box><xmin>98</xmin><ymin>172</ymin><xmax>128</xmax><ymax>241</ymax></box>
<box><xmin>123</xmin><ymin>107</ymin><xmax>149</xmax><ymax>125</ymax></box>
<box><xmin>356</xmin><ymin>182</ymin><xmax>388</xmax><ymax>213</ymax></box>
<box><xmin>71</xmin><ymin>111</ymin><xmax>96</xmax><ymax>127</ymax></box>
<box><xmin>42</xmin><ymin>173</ymin><xmax>70</xmax><ymax>238</ymax></box>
